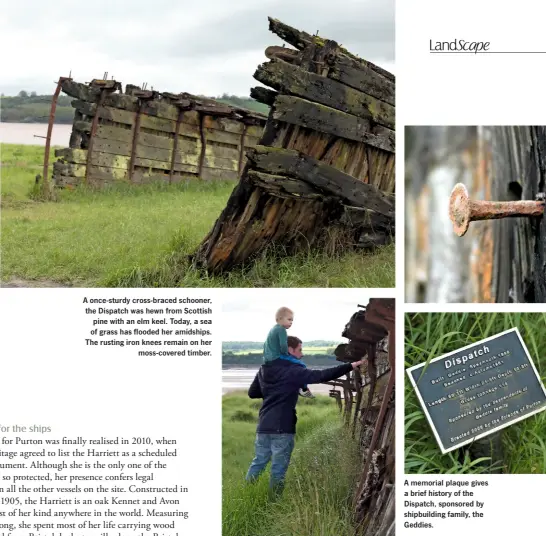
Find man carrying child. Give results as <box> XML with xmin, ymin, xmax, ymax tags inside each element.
<box><xmin>246</xmin><ymin>308</ymin><xmax>363</xmax><ymax>493</ymax></box>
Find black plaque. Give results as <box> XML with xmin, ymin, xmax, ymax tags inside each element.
<box><xmin>406</xmin><ymin>328</ymin><xmax>546</xmax><ymax>453</ymax></box>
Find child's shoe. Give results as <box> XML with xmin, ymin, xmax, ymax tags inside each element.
<box><xmin>299</xmin><ymin>388</ymin><xmax>315</xmax><ymax>398</ymax></box>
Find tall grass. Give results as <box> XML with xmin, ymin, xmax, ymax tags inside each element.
<box><xmin>223</xmin><ymin>392</ymin><xmax>360</xmax><ymax>536</ymax></box>
<box><xmin>405</xmin><ymin>312</ymin><xmax>546</xmax><ymax>474</ymax></box>
<box><xmin>1</xmin><ymin>144</ymin><xmax>395</xmax><ymax>287</ymax></box>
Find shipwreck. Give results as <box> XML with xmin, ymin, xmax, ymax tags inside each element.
<box><xmin>47</xmin><ymin>80</ymin><xmax>266</xmax><ymax>187</ymax></box>
<box><xmin>194</xmin><ymin>18</ymin><xmax>395</xmax><ymax>273</ymax></box>
<box><xmin>331</xmin><ymin>298</ymin><xmax>395</xmax><ymax>536</ymax></box>
<box><xmin>43</xmin><ymin>17</ymin><xmax>395</xmax><ymax>274</ymax></box>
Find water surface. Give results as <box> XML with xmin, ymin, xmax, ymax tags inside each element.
<box><xmin>0</xmin><ymin>123</ymin><xmax>72</xmax><ymax>146</ymax></box>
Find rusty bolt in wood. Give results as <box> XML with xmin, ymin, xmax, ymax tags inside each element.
<box><xmin>449</xmin><ymin>183</ymin><xmax>545</xmax><ymax>236</ymax></box>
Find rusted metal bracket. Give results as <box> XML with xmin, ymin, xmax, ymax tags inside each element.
<box><xmin>42</xmin><ymin>76</ymin><xmax>72</xmax><ymax>195</ymax></box>
<box><xmin>128</xmin><ymin>102</ymin><xmax>143</xmax><ymax>183</ymax></box>
<box><xmin>169</xmin><ymin>108</ymin><xmax>185</xmax><ymax>184</ymax></box>
<box><xmin>238</xmin><ymin>124</ymin><xmax>248</xmax><ymax>176</ymax></box>
<box><xmin>197</xmin><ymin>112</ymin><xmax>207</xmax><ymax>179</ymax></box>
<box><xmin>353</xmin><ymin>325</ymin><xmax>395</xmax><ymax>510</ymax></box>
<box><xmin>353</xmin><ymin>370</ymin><xmax>394</xmax><ymax>509</ymax></box>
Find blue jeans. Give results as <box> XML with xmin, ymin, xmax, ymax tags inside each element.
<box><xmin>246</xmin><ymin>433</ymin><xmax>295</xmax><ymax>490</ymax></box>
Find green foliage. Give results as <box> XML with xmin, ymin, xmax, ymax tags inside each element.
<box><xmin>223</xmin><ymin>340</ymin><xmax>340</xmax><ymax>352</ymax></box>
<box><xmin>222</xmin><ymin>393</ymin><xmax>359</xmax><ymax>536</ymax></box>
<box><xmin>223</xmin><ymin>352</ymin><xmax>338</xmax><ymax>366</ymax></box>
<box><xmin>1</xmin><ymin>93</ymin><xmax>74</xmax><ymax>123</ymax></box>
<box><xmin>1</xmin><ymin>144</ymin><xmax>395</xmax><ymax>288</ymax></box>
<box><xmin>405</xmin><ymin>312</ymin><xmax>546</xmax><ymax>474</ymax></box>
<box><xmin>222</xmin><ymin>340</ymin><xmax>342</xmax><ymax>366</ymax></box>
<box><xmin>216</xmin><ymin>93</ymin><xmax>270</xmax><ymax>115</ymax></box>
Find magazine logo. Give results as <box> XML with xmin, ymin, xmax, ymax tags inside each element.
<box><xmin>430</xmin><ymin>39</ymin><xmax>490</xmax><ymax>53</ymax></box>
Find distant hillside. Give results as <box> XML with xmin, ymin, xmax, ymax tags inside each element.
<box><xmin>1</xmin><ymin>90</ymin><xmax>269</xmax><ymax>124</ymax></box>
<box><xmin>1</xmin><ymin>92</ymin><xmax>75</xmax><ymax>123</ymax></box>
<box><xmin>223</xmin><ymin>340</ymin><xmax>342</xmax><ymax>352</ymax></box>
<box><xmin>215</xmin><ymin>93</ymin><xmax>269</xmax><ymax>115</ymax></box>
<box><xmin>223</xmin><ymin>352</ymin><xmax>339</xmax><ymax>367</ymax></box>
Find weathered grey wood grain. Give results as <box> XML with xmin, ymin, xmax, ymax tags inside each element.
<box><xmin>254</xmin><ymin>59</ymin><xmax>394</xmax><ymax>129</ymax></box>
<box><xmin>272</xmin><ymin>95</ymin><xmax>394</xmax><ymax>153</ymax></box>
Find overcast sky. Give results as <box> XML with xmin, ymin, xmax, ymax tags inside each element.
<box><xmin>1</xmin><ymin>0</ymin><xmax>394</xmax><ymax>97</ymax></box>
<box><xmin>221</xmin><ymin>290</ymin><xmax>377</xmax><ymax>342</ymax></box>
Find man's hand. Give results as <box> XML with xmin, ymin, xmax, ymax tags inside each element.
<box><xmin>351</xmin><ymin>359</ymin><xmax>365</xmax><ymax>369</ymax></box>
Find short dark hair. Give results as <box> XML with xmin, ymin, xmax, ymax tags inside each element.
<box><xmin>287</xmin><ymin>336</ymin><xmax>302</xmax><ymax>349</ymax></box>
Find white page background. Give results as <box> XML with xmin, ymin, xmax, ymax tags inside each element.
<box><xmin>0</xmin><ymin>289</ymin><xmax>222</xmax><ymax>535</ymax></box>
<box><xmin>397</xmin><ymin>1</ymin><xmax>546</xmax><ymax>533</ymax></box>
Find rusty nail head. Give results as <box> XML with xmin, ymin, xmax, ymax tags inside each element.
<box><xmin>449</xmin><ymin>183</ymin><xmax>545</xmax><ymax>237</ymax></box>
<box><xmin>449</xmin><ymin>183</ymin><xmax>472</xmax><ymax>236</ymax></box>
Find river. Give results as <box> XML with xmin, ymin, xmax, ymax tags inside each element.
<box><xmin>0</xmin><ymin>123</ymin><xmax>72</xmax><ymax>146</ymax></box>
<box><xmin>222</xmin><ymin>367</ymin><xmax>333</xmax><ymax>396</ymax></box>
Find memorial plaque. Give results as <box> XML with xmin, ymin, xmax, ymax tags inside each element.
<box><xmin>406</xmin><ymin>328</ymin><xmax>546</xmax><ymax>454</ymax></box>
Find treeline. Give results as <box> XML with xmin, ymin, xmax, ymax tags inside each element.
<box><xmin>224</xmin><ymin>340</ymin><xmax>340</xmax><ymax>352</ymax></box>
<box><xmin>1</xmin><ymin>91</ymin><xmax>75</xmax><ymax>123</ymax></box>
<box><xmin>215</xmin><ymin>93</ymin><xmax>269</xmax><ymax>115</ymax></box>
<box><xmin>223</xmin><ymin>352</ymin><xmax>339</xmax><ymax>366</ymax></box>
<box><xmin>1</xmin><ymin>90</ymin><xmax>269</xmax><ymax>124</ymax></box>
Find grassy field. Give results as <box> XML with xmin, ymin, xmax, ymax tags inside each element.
<box><xmin>223</xmin><ymin>392</ymin><xmax>360</xmax><ymax>536</ymax></box>
<box><xmin>405</xmin><ymin>312</ymin><xmax>546</xmax><ymax>474</ymax></box>
<box><xmin>1</xmin><ymin>144</ymin><xmax>395</xmax><ymax>287</ymax></box>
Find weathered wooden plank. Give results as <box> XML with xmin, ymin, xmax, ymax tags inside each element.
<box><xmin>73</xmin><ymin>102</ymin><xmax>262</xmax><ymax>143</ymax></box>
<box><xmin>53</xmin><ymin>162</ymin><xmax>127</xmax><ymax>181</ymax></box>
<box><xmin>55</xmin><ymin>148</ymin><xmax>199</xmax><ymax>174</ymax></box>
<box><xmin>204</xmin><ymin>144</ymin><xmax>240</xmax><ymax>161</ymax></box>
<box><xmin>200</xmin><ymin>168</ymin><xmax>239</xmax><ymax>181</ymax></box>
<box><xmin>62</xmin><ymin>79</ymin><xmax>267</xmax><ymax>126</ymax></box>
<box><xmin>85</xmin><ymin>138</ymin><xmax>201</xmax><ymax>167</ymax></box>
<box><xmin>246</xmin><ymin>125</ymin><xmax>264</xmax><ymax>138</ymax></box>
<box><xmin>334</xmin><ymin>53</ymin><xmax>395</xmax><ymax>85</ymax></box>
<box><xmin>72</xmin><ymin>100</ymin><xmax>176</xmax><ymax>132</ymax></box>
<box><xmin>368</xmin><ymin>147</ymin><xmax>396</xmax><ymax>193</ymax></box>
<box><xmin>53</xmin><ymin>166</ymin><xmax>200</xmax><ymax>187</ymax></box>
<box><xmin>268</xmin><ymin>122</ymin><xmax>332</xmax><ymax>155</ymax></box>
<box><xmin>203</xmin><ymin>115</ymin><xmax>243</xmax><ymax>135</ymax></box>
<box><xmin>203</xmin><ymin>155</ymin><xmax>239</xmax><ymax>171</ymax></box>
<box><xmin>74</xmin><ymin>121</ymin><xmax>133</xmax><ymax>143</ymax></box>
<box><xmin>248</xmin><ymin>145</ymin><xmax>394</xmax><ymax>214</ymax></box>
<box><xmin>329</xmin><ymin>63</ymin><xmax>395</xmax><ymax>106</ymax></box>
<box><xmin>267</xmin><ymin>17</ymin><xmax>395</xmax><ymax>83</ymax></box>
<box><xmin>131</xmin><ymin>168</ymin><xmax>198</xmax><ymax>184</ymax></box>
<box><xmin>244</xmin><ymin>135</ymin><xmax>260</xmax><ymax>149</ymax></box>
<box><xmin>73</xmin><ymin>119</ymin><xmax>207</xmax><ymax>150</ymax></box>
<box><xmin>64</xmin><ymin>80</ymin><xmax>183</xmax><ymax>122</ymax></box>
<box><xmin>254</xmin><ymin>59</ymin><xmax>395</xmax><ymax>129</ymax></box>
<box><xmin>267</xmin><ymin>17</ymin><xmax>316</xmax><ymax>51</ymax></box>
<box><xmin>203</xmin><ymin>128</ymin><xmax>239</xmax><ymax>146</ymax></box>
<box><xmin>321</xmin><ymin>138</ymin><xmax>367</xmax><ymax>180</ymax></box>
<box><xmin>272</xmin><ymin>95</ymin><xmax>395</xmax><ymax>153</ymax></box>
<box><xmin>250</xmin><ymin>86</ymin><xmax>278</xmax><ymax>106</ymax></box>
<box><xmin>247</xmin><ymin>170</ymin><xmax>322</xmax><ymax>198</ymax></box>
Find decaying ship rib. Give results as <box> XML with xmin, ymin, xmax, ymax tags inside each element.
<box><xmin>193</xmin><ymin>18</ymin><xmax>395</xmax><ymax>273</ymax></box>
<box><xmin>50</xmin><ymin>80</ymin><xmax>266</xmax><ymax>187</ymax></box>
<box><xmin>334</xmin><ymin>298</ymin><xmax>395</xmax><ymax>536</ymax></box>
